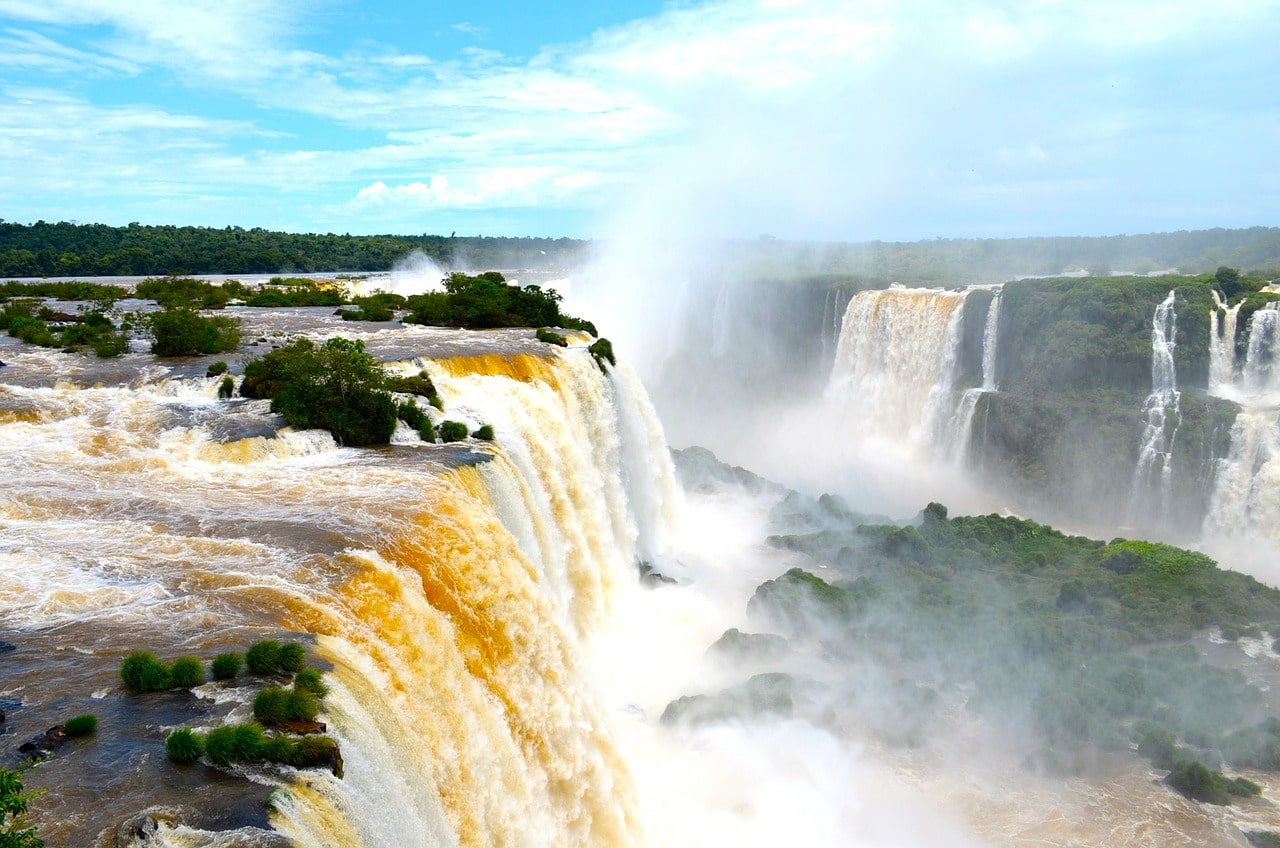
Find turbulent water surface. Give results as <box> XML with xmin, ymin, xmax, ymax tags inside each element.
<box><xmin>2</xmin><ymin>300</ymin><xmax>1280</xmax><ymax>847</ymax></box>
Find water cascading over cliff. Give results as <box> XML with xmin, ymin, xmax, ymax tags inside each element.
<box><xmin>0</xmin><ymin>337</ymin><xmax>680</xmax><ymax>848</ymax></box>
<box><xmin>1204</xmin><ymin>299</ymin><xmax>1280</xmax><ymax>549</ymax></box>
<box><xmin>1130</xmin><ymin>291</ymin><xmax>1182</xmax><ymax>523</ymax></box>
<box><xmin>944</xmin><ymin>288</ymin><xmax>1001</xmax><ymax>464</ymax></box>
<box><xmin>827</xmin><ymin>286</ymin><xmax>972</xmax><ymax>455</ymax></box>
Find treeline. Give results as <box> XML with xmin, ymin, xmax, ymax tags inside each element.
<box><xmin>4</xmin><ymin>220</ymin><xmax>1280</xmax><ymax>283</ymax></box>
<box><xmin>735</xmin><ymin>227</ymin><xmax>1280</xmax><ymax>287</ymax></box>
<box><xmin>0</xmin><ymin>221</ymin><xmax>587</xmax><ymax>277</ymax></box>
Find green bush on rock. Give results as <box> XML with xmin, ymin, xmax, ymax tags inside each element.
<box><xmin>141</xmin><ymin>306</ymin><xmax>241</xmax><ymax>357</ymax></box>
<box><xmin>240</xmin><ymin>338</ymin><xmax>403</xmax><ymax>447</ymax></box>
<box><xmin>244</xmin><ymin>640</ymin><xmax>283</xmax><ymax>675</ymax></box>
<box><xmin>63</xmin><ymin>714</ymin><xmax>97</xmax><ymax>737</ymax></box>
<box><xmin>169</xmin><ymin>657</ymin><xmax>205</xmax><ymax>689</ymax></box>
<box><xmin>438</xmin><ymin>420</ymin><xmax>469</xmax><ymax>443</ymax></box>
<box><xmin>165</xmin><ymin>728</ymin><xmax>204</xmax><ymax>764</ymax></box>
<box><xmin>293</xmin><ymin>668</ymin><xmax>329</xmax><ymax>698</ymax></box>
<box><xmin>120</xmin><ymin>652</ymin><xmax>170</xmax><ymax>692</ymax></box>
<box><xmin>210</xmin><ymin>652</ymin><xmax>242</xmax><ymax>680</ymax></box>
<box><xmin>278</xmin><ymin>642</ymin><xmax>307</xmax><ymax>673</ymax></box>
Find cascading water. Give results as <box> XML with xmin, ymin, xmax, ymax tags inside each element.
<box><xmin>1130</xmin><ymin>290</ymin><xmax>1182</xmax><ymax>523</ymax></box>
<box><xmin>1204</xmin><ymin>299</ymin><xmax>1280</xmax><ymax>548</ymax></box>
<box><xmin>1208</xmin><ymin>289</ymin><xmax>1242</xmax><ymax>395</ymax></box>
<box><xmin>827</xmin><ymin>286</ymin><xmax>971</xmax><ymax>453</ymax></box>
<box><xmin>0</xmin><ymin>330</ymin><xmax>679</xmax><ymax>848</ymax></box>
<box><xmin>1242</xmin><ymin>304</ymin><xmax>1280</xmax><ymax>397</ymax></box>
<box><xmin>945</xmin><ymin>288</ymin><xmax>1001</xmax><ymax>464</ymax></box>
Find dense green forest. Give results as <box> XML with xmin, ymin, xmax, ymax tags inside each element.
<box><xmin>2</xmin><ymin>220</ymin><xmax>1279</xmax><ymax>281</ymax></box>
<box><xmin>0</xmin><ymin>221</ymin><xmax>586</xmax><ymax>276</ymax></box>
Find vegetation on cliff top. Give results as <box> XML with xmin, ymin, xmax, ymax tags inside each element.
<box><xmin>404</xmin><ymin>271</ymin><xmax>596</xmax><ymax>333</ymax></box>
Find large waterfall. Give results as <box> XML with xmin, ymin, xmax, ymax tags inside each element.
<box><xmin>0</xmin><ymin>331</ymin><xmax>680</xmax><ymax>848</ymax></box>
<box><xmin>1204</xmin><ymin>298</ymin><xmax>1280</xmax><ymax>546</ymax></box>
<box><xmin>827</xmin><ymin>286</ymin><xmax>972</xmax><ymax>454</ymax></box>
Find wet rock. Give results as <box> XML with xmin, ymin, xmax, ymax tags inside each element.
<box><xmin>0</xmin><ymin>641</ymin><xmax>15</xmax><ymax>652</ymax></box>
<box><xmin>706</xmin><ymin>628</ymin><xmax>792</xmax><ymax>662</ymax></box>
<box><xmin>278</xmin><ymin>719</ymin><xmax>326</xmax><ymax>735</ymax></box>
<box><xmin>637</xmin><ymin>561</ymin><xmax>677</xmax><ymax>588</ymax></box>
<box><xmin>19</xmin><ymin>724</ymin><xmax>68</xmax><ymax>759</ymax></box>
<box><xmin>114</xmin><ymin>814</ymin><xmax>159</xmax><ymax>845</ymax></box>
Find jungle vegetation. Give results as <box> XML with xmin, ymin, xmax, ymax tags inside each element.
<box><xmin>749</xmin><ymin>499</ymin><xmax>1280</xmax><ymax>798</ymax></box>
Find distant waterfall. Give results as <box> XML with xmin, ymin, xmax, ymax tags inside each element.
<box><xmin>1131</xmin><ymin>290</ymin><xmax>1181</xmax><ymax>522</ymax></box>
<box><xmin>945</xmin><ymin>288</ymin><xmax>1002</xmax><ymax>463</ymax></box>
<box><xmin>1209</xmin><ymin>290</ymin><xmax>1242</xmax><ymax>394</ymax></box>
<box><xmin>827</xmin><ymin>286</ymin><xmax>971</xmax><ymax>454</ymax></box>
<box><xmin>1203</xmin><ymin>410</ymin><xmax>1280</xmax><ymax>545</ymax></box>
<box><xmin>1242</xmin><ymin>305</ymin><xmax>1280</xmax><ymax>397</ymax></box>
<box><xmin>1205</xmin><ymin>299</ymin><xmax>1280</xmax><ymax>544</ymax></box>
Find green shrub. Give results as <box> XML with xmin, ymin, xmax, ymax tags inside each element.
<box><xmin>1226</xmin><ymin>776</ymin><xmax>1262</xmax><ymax>797</ymax></box>
<box><xmin>386</xmin><ymin>370</ymin><xmax>437</xmax><ymax>397</ymax></box>
<box><xmin>218</xmin><ymin>375</ymin><xmax>235</xmax><ymax>399</ymax></box>
<box><xmin>397</xmin><ymin>400</ymin><xmax>435</xmax><ymax>442</ymax></box>
<box><xmin>253</xmin><ymin>687</ymin><xmax>291</xmax><ymax>726</ymax></box>
<box><xmin>233</xmin><ymin>723</ymin><xmax>267</xmax><ymax>757</ymax></box>
<box><xmin>206</xmin><ymin>360</ymin><xmax>229</xmax><ymax>377</ymax></box>
<box><xmin>168</xmin><ymin>656</ymin><xmax>205</xmax><ymax>689</ymax></box>
<box><xmin>293</xmin><ymin>735</ymin><xmax>340</xmax><ymax>771</ymax></box>
<box><xmin>204</xmin><ymin>723</ymin><xmax>266</xmax><ymax>766</ymax></box>
<box><xmin>284</xmin><ymin>690</ymin><xmax>319</xmax><ymax>722</ymax></box>
<box><xmin>63</xmin><ymin>714</ymin><xmax>97</xmax><ymax>737</ymax></box>
<box><xmin>438</xmin><ymin>420</ymin><xmax>469</xmax><ymax>443</ymax></box>
<box><xmin>210</xmin><ymin>652</ymin><xmax>242</xmax><ymax>680</ymax></box>
<box><xmin>241</xmin><ymin>338</ymin><xmax>399</xmax><ymax>446</ymax></box>
<box><xmin>1166</xmin><ymin>760</ymin><xmax>1233</xmax><ymax>805</ymax></box>
<box><xmin>278</xmin><ymin>642</ymin><xmax>307</xmax><ymax>673</ymax></box>
<box><xmin>472</xmin><ymin>424</ymin><xmax>495</xmax><ymax>441</ymax></box>
<box><xmin>202</xmin><ymin>726</ymin><xmax>237</xmax><ymax>766</ymax></box>
<box><xmin>89</xmin><ymin>332</ymin><xmax>129</xmax><ymax>357</ymax></box>
<box><xmin>165</xmin><ymin>728</ymin><xmax>204</xmax><ymax>764</ymax></box>
<box><xmin>245</xmin><ymin>640</ymin><xmax>283</xmax><ymax>674</ymax></box>
<box><xmin>8</xmin><ymin>315</ymin><xmax>56</xmax><ymax>347</ymax></box>
<box><xmin>120</xmin><ymin>652</ymin><xmax>170</xmax><ymax>692</ymax></box>
<box><xmin>259</xmin><ymin>736</ymin><xmax>297</xmax><ymax>764</ymax></box>
<box><xmin>589</xmin><ymin>337</ymin><xmax>616</xmax><ymax>371</ymax></box>
<box><xmin>293</xmin><ymin>668</ymin><xmax>329</xmax><ymax>698</ymax></box>
<box><xmin>252</xmin><ymin>686</ymin><xmax>319</xmax><ymax>726</ymax></box>
<box><xmin>145</xmin><ymin>306</ymin><xmax>241</xmax><ymax>357</ymax></box>
<box><xmin>536</xmin><ymin>328</ymin><xmax>568</xmax><ymax>347</ymax></box>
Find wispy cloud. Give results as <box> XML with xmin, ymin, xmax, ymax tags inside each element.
<box><xmin>0</xmin><ymin>0</ymin><xmax>1276</xmax><ymax>235</ymax></box>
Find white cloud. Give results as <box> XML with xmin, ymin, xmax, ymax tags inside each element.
<box><xmin>351</xmin><ymin>167</ymin><xmax>604</xmax><ymax>211</ymax></box>
<box><xmin>1</xmin><ymin>0</ymin><xmax>1276</xmax><ymax>234</ymax></box>
<box><xmin>0</xmin><ymin>27</ymin><xmax>137</xmax><ymax>75</ymax></box>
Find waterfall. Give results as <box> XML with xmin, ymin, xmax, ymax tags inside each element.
<box><xmin>1208</xmin><ymin>289</ymin><xmax>1241</xmax><ymax>395</ymax></box>
<box><xmin>1204</xmin><ymin>299</ymin><xmax>1280</xmax><ymax>547</ymax></box>
<box><xmin>945</xmin><ymin>288</ymin><xmax>1002</xmax><ymax>463</ymax></box>
<box><xmin>1203</xmin><ymin>409</ymin><xmax>1280</xmax><ymax>546</ymax></box>
<box><xmin>0</xmin><ymin>340</ymin><xmax>678</xmax><ymax>848</ymax></box>
<box><xmin>827</xmin><ymin>286</ymin><xmax>971</xmax><ymax>454</ymax></box>
<box><xmin>1130</xmin><ymin>290</ymin><xmax>1181</xmax><ymax>522</ymax></box>
<box><xmin>1242</xmin><ymin>304</ymin><xmax>1280</xmax><ymax>397</ymax></box>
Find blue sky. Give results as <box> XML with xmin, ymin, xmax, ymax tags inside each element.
<box><xmin>1</xmin><ymin>0</ymin><xmax>1277</xmax><ymax>240</ymax></box>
